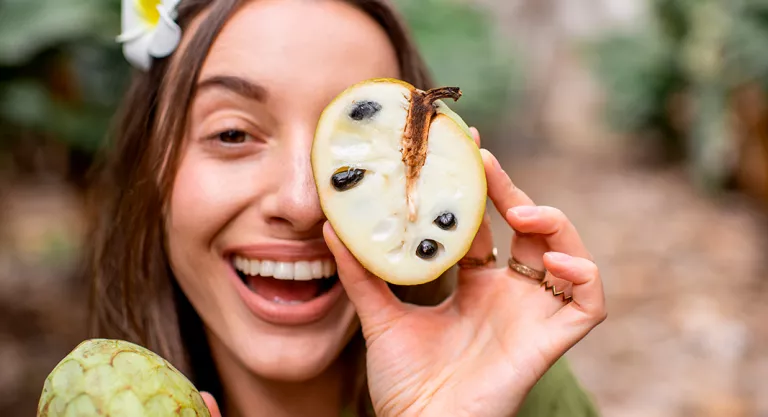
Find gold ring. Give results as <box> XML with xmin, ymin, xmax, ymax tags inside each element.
<box><xmin>541</xmin><ymin>280</ymin><xmax>573</xmax><ymax>303</ymax></box>
<box><xmin>507</xmin><ymin>256</ymin><xmax>547</xmax><ymax>281</ymax></box>
<box><xmin>458</xmin><ymin>247</ymin><xmax>497</xmax><ymax>269</ymax></box>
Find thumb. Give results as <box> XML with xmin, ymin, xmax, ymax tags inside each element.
<box><xmin>323</xmin><ymin>222</ymin><xmax>404</xmax><ymax>326</ymax></box>
<box><xmin>200</xmin><ymin>392</ymin><xmax>221</xmax><ymax>417</ymax></box>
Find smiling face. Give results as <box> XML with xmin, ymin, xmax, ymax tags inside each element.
<box><xmin>164</xmin><ymin>0</ymin><xmax>400</xmax><ymax>381</ymax></box>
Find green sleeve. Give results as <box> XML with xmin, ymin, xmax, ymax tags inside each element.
<box><xmin>516</xmin><ymin>358</ymin><xmax>600</xmax><ymax>417</ymax></box>
<box><xmin>342</xmin><ymin>358</ymin><xmax>599</xmax><ymax>417</ymax></box>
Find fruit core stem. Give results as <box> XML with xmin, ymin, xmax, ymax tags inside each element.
<box><xmin>402</xmin><ymin>86</ymin><xmax>462</xmax><ymax>222</ymax></box>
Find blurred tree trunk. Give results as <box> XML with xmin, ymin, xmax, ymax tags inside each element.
<box><xmin>681</xmin><ymin>0</ymin><xmax>733</xmax><ymax>192</ymax></box>
<box><xmin>472</xmin><ymin>0</ymin><xmax>646</xmax><ymax>149</ymax></box>
<box><xmin>511</xmin><ymin>0</ymin><xmax>562</xmax><ymax>145</ymax></box>
<box><xmin>730</xmin><ymin>83</ymin><xmax>768</xmax><ymax>207</ymax></box>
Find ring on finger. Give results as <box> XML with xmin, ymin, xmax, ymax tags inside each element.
<box><xmin>507</xmin><ymin>256</ymin><xmax>546</xmax><ymax>281</ymax></box>
<box><xmin>458</xmin><ymin>247</ymin><xmax>497</xmax><ymax>269</ymax></box>
<box><xmin>508</xmin><ymin>256</ymin><xmax>572</xmax><ymax>303</ymax></box>
<box><xmin>541</xmin><ymin>280</ymin><xmax>573</xmax><ymax>303</ymax></box>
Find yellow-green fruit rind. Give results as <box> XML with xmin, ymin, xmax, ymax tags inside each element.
<box><xmin>38</xmin><ymin>339</ymin><xmax>210</xmax><ymax>417</ymax></box>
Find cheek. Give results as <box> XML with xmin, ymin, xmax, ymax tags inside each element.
<box><xmin>163</xmin><ymin>152</ymin><xmax>258</xmax><ymax>330</ymax></box>
<box><xmin>167</xmin><ymin>154</ymin><xmax>253</xmax><ymax>248</ymax></box>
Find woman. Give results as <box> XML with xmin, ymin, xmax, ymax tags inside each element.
<box><xmin>87</xmin><ymin>0</ymin><xmax>607</xmax><ymax>415</ymax></box>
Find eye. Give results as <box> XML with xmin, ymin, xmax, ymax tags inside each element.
<box><xmin>217</xmin><ymin>129</ymin><xmax>248</xmax><ymax>144</ymax></box>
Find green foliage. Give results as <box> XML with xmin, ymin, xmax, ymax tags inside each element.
<box><xmin>586</xmin><ymin>0</ymin><xmax>768</xmax><ymax>188</ymax></box>
<box><xmin>392</xmin><ymin>0</ymin><xmax>525</xmax><ymax>132</ymax></box>
<box><xmin>0</xmin><ymin>0</ymin><xmax>120</xmax><ymax>66</ymax></box>
<box><xmin>586</xmin><ymin>30</ymin><xmax>682</xmax><ymax>139</ymax></box>
<box><xmin>0</xmin><ymin>0</ymin><xmax>128</xmax><ymax>153</ymax></box>
<box><xmin>589</xmin><ymin>0</ymin><xmax>768</xmax><ymax>134</ymax></box>
<box><xmin>723</xmin><ymin>0</ymin><xmax>768</xmax><ymax>90</ymax></box>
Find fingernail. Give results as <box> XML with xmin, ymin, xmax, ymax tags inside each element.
<box><xmin>510</xmin><ymin>206</ymin><xmax>537</xmax><ymax>218</ymax></box>
<box><xmin>545</xmin><ymin>252</ymin><xmax>572</xmax><ymax>263</ymax></box>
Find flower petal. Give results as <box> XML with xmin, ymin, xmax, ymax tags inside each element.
<box><xmin>116</xmin><ymin>26</ymin><xmax>148</xmax><ymax>44</ymax></box>
<box><xmin>122</xmin><ymin>32</ymin><xmax>154</xmax><ymax>70</ymax></box>
<box><xmin>122</xmin><ymin>0</ymin><xmax>148</xmax><ymax>35</ymax></box>
<box><xmin>148</xmin><ymin>9</ymin><xmax>181</xmax><ymax>58</ymax></box>
<box><xmin>163</xmin><ymin>0</ymin><xmax>183</xmax><ymax>17</ymax></box>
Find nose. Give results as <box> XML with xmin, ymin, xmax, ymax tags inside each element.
<box><xmin>261</xmin><ymin>129</ymin><xmax>325</xmax><ymax>236</ymax></box>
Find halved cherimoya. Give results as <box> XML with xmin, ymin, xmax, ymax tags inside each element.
<box><xmin>312</xmin><ymin>78</ymin><xmax>487</xmax><ymax>286</ymax></box>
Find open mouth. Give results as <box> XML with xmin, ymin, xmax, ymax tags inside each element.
<box><xmin>232</xmin><ymin>256</ymin><xmax>340</xmax><ymax>305</ymax></box>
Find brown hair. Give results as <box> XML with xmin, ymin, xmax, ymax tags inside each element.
<box><xmin>86</xmin><ymin>0</ymin><xmax>449</xmax><ymax>415</ymax></box>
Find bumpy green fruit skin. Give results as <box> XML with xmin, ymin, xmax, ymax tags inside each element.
<box><xmin>38</xmin><ymin>339</ymin><xmax>210</xmax><ymax>417</ymax></box>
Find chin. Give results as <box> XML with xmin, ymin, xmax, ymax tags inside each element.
<box><xmin>242</xmin><ymin>342</ymin><xmax>345</xmax><ymax>382</ymax></box>
<box><xmin>244</xmin><ymin>324</ymin><xmax>358</xmax><ymax>381</ymax></box>
<box><xmin>220</xmin><ymin>300</ymin><xmax>360</xmax><ymax>383</ymax></box>
<box><xmin>175</xmin><ymin>247</ymin><xmax>362</xmax><ymax>383</ymax></box>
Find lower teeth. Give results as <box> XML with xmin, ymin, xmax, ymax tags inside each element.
<box><xmin>271</xmin><ymin>297</ymin><xmax>305</xmax><ymax>305</ymax></box>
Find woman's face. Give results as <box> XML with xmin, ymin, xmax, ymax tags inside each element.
<box><xmin>165</xmin><ymin>0</ymin><xmax>400</xmax><ymax>381</ymax></box>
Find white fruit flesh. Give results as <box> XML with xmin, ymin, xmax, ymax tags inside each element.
<box><xmin>312</xmin><ymin>79</ymin><xmax>487</xmax><ymax>285</ymax></box>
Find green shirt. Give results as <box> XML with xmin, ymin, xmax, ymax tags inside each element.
<box><xmin>517</xmin><ymin>358</ymin><xmax>599</xmax><ymax>417</ymax></box>
<box><xmin>342</xmin><ymin>358</ymin><xmax>599</xmax><ymax>417</ymax></box>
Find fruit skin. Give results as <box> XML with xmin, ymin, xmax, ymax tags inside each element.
<box><xmin>37</xmin><ymin>339</ymin><xmax>210</xmax><ymax>417</ymax></box>
<box><xmin>312</xmin><ymin>78</ymin><xmax>487</xmax><ymax>285</ymax></box>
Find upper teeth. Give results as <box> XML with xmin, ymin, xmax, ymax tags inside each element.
<box><xmin>233</xmin><ymin>256</ymin><xmax>336</xmax><ymax>281</ymax></box>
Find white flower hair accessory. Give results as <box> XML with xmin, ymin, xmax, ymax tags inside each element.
<box><xmin>117</xmin><ymin>0</ymin><xmax>183</xmax><ymax>70</ymax></box>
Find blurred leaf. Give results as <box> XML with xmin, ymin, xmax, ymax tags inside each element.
<box><xmin>392</xmin><ymin>0</ymin><xmax>525</xmax><ymax>130</ymax></box>
<box><xmin>724</xmin><ymin>5</ymin><xmax>768</xmax><ymax>89</ymax></box>
<box><xmin>585</xmin><ymin>30</ymin><xmax>682</xmax><ymax>136</ymax></box>
<box><xmin>0</xmin><ymin>0</ymin><xmax>120</xmax><ymax>66</ymax></box>
<box><xmin>0</xmin><ymin>45</ymin><xmax>127</xmax><ymax>153</ymax></box>
<box><xmin>0</xmin><ymin>80</ymin><xmax>51</xmax><ymax>129</ymax></box>
<box><xmin>0</xmin><ymin>0</ymin><xmax>127</xmax><ymax>153</ymax></box>
<box><xmin>653</xmin><ymin>0</ymin><xmax>691</xmax><ymax>41</ymax></box>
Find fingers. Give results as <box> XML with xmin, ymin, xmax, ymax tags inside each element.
<box><xmin>505</xmin><ymin>206</ymin><xmax>592</xmax><ymax>260</ymax></box>
<box><xmin>480</xmin><ymin>149</ymin><xmax>535</xmax><ymax>216</ymax></box>
<box><xmin>456</xmin><ymin>128</ymin><xmax>498</xmax><ymax>279</ymax></box>
<box><xmin>457</xmin><ymin>212</ymin><xmax>496</xmax><ymax>277</ymax></box>
<box><xmin>323</xmin><ymin>222</ymin><xmax>404</xmax><ymax>324</ymax></box>
<box><xmin>469</xmin><ymin>126</ymin><xmax>481</xmax><ymax>147</ymax></box>
<box><xmin>544</xmin><ymin>252</ymin><xmax>607</xmax><ymax>341</ymax></box>
<box><xmin>460</xmin><ymin>127</ymin><xmax>496</xmax><ymax>272</ymax></box>
<box><xmin>200</xmin><ymin>392</ymin><xmax>221</xmax><ymax>417</ymax></box>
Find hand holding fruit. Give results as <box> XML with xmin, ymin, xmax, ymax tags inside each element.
<box><xmin>316</xmin><ymin>79</ymin><xmax>608</xmax><ymax>417</ymax></box>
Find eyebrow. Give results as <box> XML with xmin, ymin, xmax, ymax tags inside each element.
<box><xmin>196</xmin><ymin>75</ymin><xmax>268</xmax><ymax>102</ymax></box>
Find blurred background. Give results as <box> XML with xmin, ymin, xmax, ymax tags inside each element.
<box><xmin>1</xmin><ymin>0</ymin><xmax>767</xmax><ymax>415</ymax></box>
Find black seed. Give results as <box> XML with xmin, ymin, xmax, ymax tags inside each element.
<box><xmin>331</xmin><ymin>167</ymin><xmax>366</xmax><ymax>191</ymax></box>
<box><xmin>416</xmin><ymin>239</ymin><xmax>438</xmax><ymax>259</ymax></box>
<box><xmin>434</xmin><ymin>212</ymin><xmax>457</xmax><ymax>230</ymax></box>
<box><xmin>349</xmin><ymin>101</ymin><xmax>382</xmax><ymax>121</ymax></box>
